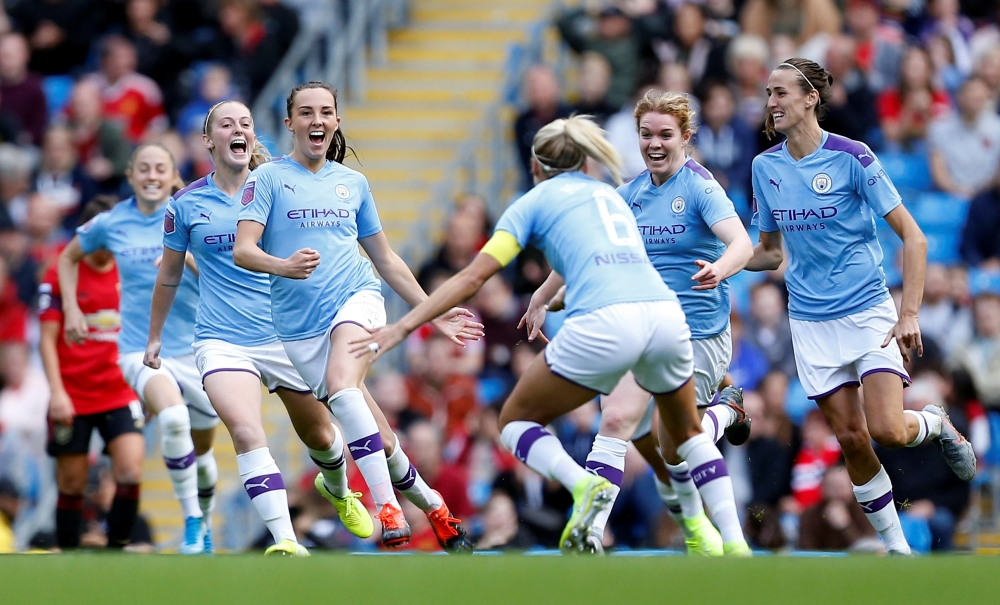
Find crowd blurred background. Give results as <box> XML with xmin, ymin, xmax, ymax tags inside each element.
<box><xmin>2</xmin><ymin>0</ymin><xmax>1000</xmax><ymax>554</ymax></box>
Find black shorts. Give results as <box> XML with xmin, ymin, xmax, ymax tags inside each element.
<box><xmin>47</xmin><ymin>403</ymin><xmax>145</xmax><ymax>457</ymax></box>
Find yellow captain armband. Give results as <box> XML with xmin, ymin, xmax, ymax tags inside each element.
<box><xmin>480</xmin><ymin>231</ymin><xmax>522</xmax><ymax>267</ymax></box>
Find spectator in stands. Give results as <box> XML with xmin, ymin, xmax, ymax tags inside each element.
<box><xmin>920</xmin><ymin>263</ymin><xmax>973</xmax><ymax>353</ymax></box>
<box><xmin>513</xmin><ymin>65</ymin><xmax>573</xmax><ymax>191</ymax></box>
<box><xmin>63</xmin><ymin>79</ymin><xmax>130</xmax><ymax>191</ymax></box>
<box><xmin>34</xmin><ymin>126</ymin><xmax>98</xmax><ymax>231</ymax></box>
<box><xmin>177</xmin><ymin>64</ymin><xmax>239</xmax><ymax>136</ymax></box>
<box><xmin>0</xmin><ymin>89</ymin><xmax>25</xmax><ymax>146</ymax></box>
<box><xmin>877</xmin><ymin>45</ymin><xmax>951</xmax><ymax>150</ymax></box>
<box><xmin>212</xmin><ymin>0</ymin><xmax>286</xmax><ymax>102</ymax></box>
<box><xmin>746</xmin><ymin>281</ymin><xmax>797</xmax><ymax>377</ymax></box>
<box><xmin>694</xmin><ymin>82</ymin><xmax>755</xmax><ymax>207</ymax></box>
<box><xmin>929</xmin><ymin>76</ymin><xmax>1000</xmax><ymax>198</ymax></box>
<box><xmin>844</xmin><ymin>0</ymin><xmax>905</xmax><ymax>93</ymax></box>
<box><xmin>84</xmin><ymin>35</ymin><xmax>168</xmax><ymax>143</ymax></box>
<box><xmin>555</xmin><ymin>4</ymin><xmax>645</xmax><ymax>110</ymax></box>
<box><xmin>257</xmin><ymin>0</ymin><xmax>300</xmax><ymax>57</ymax></box>
<box><xmin>0</xmin><ymin>33</ymin><xmax>46</xmax><ymax>146</ymax></box>
<box><xmin>404</xmin><ymin>421</ymin><xmax>474</xmax><ymax>521</ymax></box>
<box><xmin>0</xmin><ymin>340</ymin><xmax>50</xmax><ymax>453</ymax></box>
<box><xmin>741</xmin><ymin>390</ymin><xmax>794</xmax><ymax>548</ymax></box>
<box><xmin>726</xmin><ymin>34</ymin><xmax>770</xmax><ymax>137</ymax></box>
<box><xmin>790</xmin><ymin>410</ymin><xmax>841</xmax><ymax>511</ymax></box>
<box><xmin>417</xmin><ymin>211</ymin><xmax>484</xmax><ymax>290</ymax></box>
<box><xmin>822</xmin><ymin>34</ymin><xmax>879</xmax><ymax>143</ymax></box>
<box><xmin>739</xmin><ymin>0</ymin><xmax>841</xmax><ymax>48</ymax></box>
<box><xmin>470</xmin><ymin>274</ymin><xmax>524</xmax><ymax>391</ymax></box>
<box><xmin>948</xmin><ymin>277</ymin><xmax>1000</xmax><ymax>408</ymax></box>
<box><xmin>8</xmin><ymin>0</ymin><xmax>95</xmax><ymax>76</ymax></box>
<box><xmin>405</xmin><ymin>334</ymin><xmax>480</xmax><ymax>439</ymax></box>
<box><xmin>928</xmin><ymin>34</ymin><xmax>966</xmax><ymax>96</ymax></box>
<box><xmin>973</xmin><ymin>45</ymin><xmax>1000</xmax><ymax>110</ymax></box>
<box><xmin>0</xmin><ymin>477</ymin><xmax>17</xmax><ymax>553</ymax></box>
<box><xmin>798</xmin><ymin>465</ymin><xmax>878</xmax><ymax>550</ymax></box>
<box><xmin>0</xmin><ymin>256</ymin><xmax>27</xmax><ymax>346</ymax></box>
<box><xmin>960</xmin><ymin>179</ymin><xmax>1000</xmax><ymax>269</ymax></box>
<box><xmin>474</xmin><ymin>491</ymin><xmax>534</xmax><ymax>549</ymax></box>
<box><xmin>369</xmin><ymin>371</ymin><xmax>423</xmax><ymax>433</ymax></box>
<box><xmin>653</xmin><ymin>3</ymin><xmax>727</xmax><ymax>92</ymax></box>
<box><xmin>917</xmin><ymin>0</ymin><xmax>973</xmax><ymax>80</ymax></box>
<box><xmin>24</xmin><ymin>192</ymin><xmax>65</xmax><ymax>272</ymax></box>
<box><xmin>572</xmin><ymin>52</ymin><xmax>616</xmax><ymax>127</ymax></box>
<box><xmin>729</xmin><ymin>311</ymin><xmax>770</xmax><ymax>391</ymax></box>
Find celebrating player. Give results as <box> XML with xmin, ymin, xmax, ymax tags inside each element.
<box><xmin>234</xmin><ymin>82</ymin><xmax>482</xmax><ymax>549</ymax></box>
<box><xmin>40</xmin><ymin>196</ymin><xmax>144</xmax><ymax>550</ymax></box>
<box><xmin>523</xmin><ymin>91</ymin><xmax>754</xmax><ymax>555</ymax></box>
<box><xmin>58</xmin><ymin>144</ymin><xmax>219</xmax><ymax>554</ymax></box>
<box><xmin>348</xmin><ymin>115</ymin><xmax>750</xmax><ymax>555</ymax></box>
<box><xmin>746</xmin><ymin>58</ymin><xmax>976</xmax><ymax>555</ymax></box>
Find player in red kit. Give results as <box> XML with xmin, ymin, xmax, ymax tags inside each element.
<box><xmin>38</xmin><ymin>196</ymin><xmax>145</xmax><ymax>550</ymax></box>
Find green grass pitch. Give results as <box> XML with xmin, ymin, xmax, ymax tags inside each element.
<box><xmin>2</xmin><ymin>553</ymin><xmax>998</xmax><ymax>605</ymax></box>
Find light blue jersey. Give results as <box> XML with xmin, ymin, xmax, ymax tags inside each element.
<box><xmin>164</xmin><ymin>174</ymin><xmax>277</xmax><ymax>347</ymax></box>
<box><xmin>617</xmin><ymin>159</ymin><xmax>738</xmax><ymax>339</ymax></box>
<box><xmin>751</xmin><ymin>131</ymin><xmax>901</xmax><ymax>321</ymax></box>
<box><xmin>495</xmin><ymin>171</ymin><xmax>676</xmax><ymax>317</ymax></box>
<box><xmin>237</xmin><ymin>156</ymin><xmax>383</xmax><ymax>341</ymax></box>
<box><xmin>76</xmin><ymin>197</ymin><xmax>200</xmax><ymax>356</ymax></box>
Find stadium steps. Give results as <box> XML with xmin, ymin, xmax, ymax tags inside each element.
<box><xmin>340</xmin><ymin>0</ymin><xmax>549</xmax><ymax>257</ymax></box>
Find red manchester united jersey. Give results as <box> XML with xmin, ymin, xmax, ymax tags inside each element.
<box><xmin>38</xmin><ymin>262</ymin><xmax>136</xmax><ymax>415</ymax></box>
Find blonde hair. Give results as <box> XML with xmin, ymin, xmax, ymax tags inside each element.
<box><xmin>126</xmin><ymin>142</ymin><xmax>184</xmax><ymax>194</ymax></box>
<box><xmin>203</xmin><ymin>100</ymin><xmax>270</xmax><ymax>170</ymax></box>
<box><xmin>531</xmin><ymin>115</ymin><xmax>625</xmax><ymax>185</ymax></box>
<box><xmin>633</xmin><ymin>90</ymin><xmax>698</xmax><ymax>137</ymax></box>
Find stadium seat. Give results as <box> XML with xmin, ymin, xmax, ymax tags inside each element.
<box><xmin>925</xmin><ymin>231</ymin><xmax>960</xmax><ymax>264</ymax></box>
<box><xmin>910</xmin><ymin>193</ymin><xmax>970</xmax><ymax>233</ymax></box>
<box><xmin>878</xmin><ymin>151</ymin><xmax>933</xmax><ymax>192</ymax></box>
<box><xmin>42</xmin><ymin>75</ymin><xmax>76</xmax><ymax>117</ymax></box>
<box><xmin>968</xmin><ymin>269</ymin><xmax>1000</xmax><ymax>299</ymax></box>
<box><xmin>784</xmin><ymin>378</ymin><xmax>815</xmax><ymax>426</ymax></box>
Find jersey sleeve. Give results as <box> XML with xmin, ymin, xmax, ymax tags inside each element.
<box><xmin>76</xmin><ymin>209</ymin><xmax>110</xmax><ymax>254</ymax></box>
<box><xmin>750</xmin><ymin>159</ymin><xmax>778</xmax><ymax>232</ymax></box>
<box><xmin>237</xmin><ymin>167</ymin><xmax>274</xmax><ymax>225</ymax></box>
<box><xmin>695</xmin><ymin>178</ymin><xmax>739</xmax><ymax>228</ymax></box>
<box><xmin>854</xmin><ymin>145</ymin><xmax>903</xmax><ymax>218</ymax></box>
<box><xmin>37</xmin><ymin>265</ymin><xmax>62</xmax><ymax>322</ymax></box>
<box><xmin>493</xmin><ymin>190</ymin><xmax>538</xmax><ymax>249</ymax></box>
<box><xmin>356</xmin><ymin>176</ymin><xmax>383</xmax><ymax>238</ymax></box>
<box><xmin>162</xmin><ymin>198</ymin><xmax>190</xmax><ymax>252</ymax></box>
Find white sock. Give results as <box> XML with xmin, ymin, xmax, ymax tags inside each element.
<box><xmin>196</xmin><ymin>449</ymin><xmax>217</xmax><ymax>520</ymax></box>
<box><xmin>655</xmin><ymin>476</ymin><xmax>691</xmax><ymax>538</ymax></box>
<box><xmin>665</xmin><ymin>460</ymin><xmax>704</xmax><ymax>519</ymax></box>
<box><xmin>309</xmin><ymin>424</ymin><xmax>349</xmax><ymax>498</ymax></box>
<box><xmin>500</xmin><ymin>421</ymin><xmax>588</xmax><ymax>491</ymax></box>
<box><xmin>237</xmin><ymin>447</ymin><xmax>295</xmax><ymax>544</ymax></box>
<box><xmin>159</xmin><ymin>405</ymin><xmax>201</xmax><ymax>519</ymax></box>
<box><xmin>386</xmin><ymin>435</ymin><xmax>442</xmax><ymax>513</ymax></box>
<box><xmin>703</xmin><ymin>405</ymin><xmax>738</xmax><ymax>444</ymax></box>
<box><xmin>585</xmin><ymin>434</ymin><xmax>627</xmax><ymax>539</ymax></box>
<box><xmin>853</xmin><ymin>466</ymin><xmax>910</xmax><ymax>554</ymax></box>
<box><xmin>328</xmin><ymin>388</ymin><xmax>398</xmax><ymax>509</ymax></box>
<box><xmin>677</xmin><ymin>432</ymin><xmax>744</xmax><ymax>545</ymax></box>
<box><xmin>904</xmin><ymin>410</ymin><xmax>943</xmax><ymax>447</ymax></box>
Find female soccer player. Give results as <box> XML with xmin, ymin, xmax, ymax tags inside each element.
<box><xmin>58</xmin><ymin>144</ymin><xmax>219</xmax><ymax>555</ymax></box>
<box><xmin>41</xmin><ymin>196</ymin><xmax>144</xmax><ymax>550</ymax></box>
<box><xmin>234</xmin><ymin>82</ymin><xmax>482</xmax><ymax>548</ymax></box>
<box><xmin>349</xmin><ymin>115</ymin><xmax>750</xmax><ymax>555</ymax></box>
<box><xmin>523</xmin><ymin>91</ymin><xmax>754</xmax><ymax>555</ymax></box>
<box><xmin>746</xmin><ymin>58</ymin><xmax>975</xmax><ymax>554</ymax></box>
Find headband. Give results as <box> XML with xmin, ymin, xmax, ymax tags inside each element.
<box><xmin>779</xmin><ymin>62</ymin><xmax>816</xmax><ymax>92</ymax></box>
<box><xmin>202</xmin><ymin>100</ymin><xmax>254</xmax><ymax>135</ymax></box>
<box><xmin>531</xmin><ymin>145</ymin><xmax>585</xmax><ymax>174</ymax></box>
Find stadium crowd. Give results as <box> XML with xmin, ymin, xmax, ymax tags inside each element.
<box><xmin>0</xmin><ymin>0</ymin><xmax>999</xmax><ymax>555</ymax></box>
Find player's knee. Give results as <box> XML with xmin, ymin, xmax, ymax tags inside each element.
<box><xmin>297</xmin><ymin>423</ymin><xmax>333</xmax><ymax>452</ymax></box>
<box><xmin>114</xmin><ymin>466</ymin><xmax>142</xmax><ymax>486</ymax></box>
<box><xmin>869</xmin><ymin>423</ymin><xmax>909</xmax><ymax>449</ymax></box>
<box><xmin>599</xmin><ymin>404</ymin><xmax>638</xmax><ymax>439</ymax></box>
<box><xmin>58</xmin><ymin>473</ymin><xmax>88</xmax><ymax>495</ymax></box>
<box><xmin>833</xmin><ymin>426</ymin><xmax>871</xmax><ymax>456</ymax></box>
<box><xmin>229</xmin><ymin>423</ymin><xmax>265</xmax><ymax>452</ymax></box>
<box><xmin>157</xmin><ymin>404</ymin><xmax>190</xmax><ymax>435</ymax></box>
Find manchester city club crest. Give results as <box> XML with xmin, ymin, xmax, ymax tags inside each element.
<box><xmin>671</xmin><ymin>196</ymin><xmax>686</xmax><ymax>213</ymax></box>
<box><xmin>811</xmin><ymin>173</ymin><xmax>833</xmax><ymax>194</ymax></box>
<box><xmin>335</xmin><ymin>184</ymin><xmax>350</xmax><ymax>199</ymax></box>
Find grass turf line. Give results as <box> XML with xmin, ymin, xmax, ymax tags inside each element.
<box><xmin>1</xmin><ymin>553</ymin><xmax>997</xmax><ymax>605</ymax></box>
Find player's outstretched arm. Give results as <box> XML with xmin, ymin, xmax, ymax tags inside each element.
<box><xmin>145</xmin><ymin>247</ymin><xmax>187</xmax><ymax>369</ymax></box>
<box><xmin>881</xmin><ymin>204</ymin><xmax>927</xmax><ymax>361</ymax></box>
<box><xmin>693</xmin><ymin>216</ymin><xmax>754</xmax><ymax>289</ymax></box>
<box><xmin>57</xmin><ymin>237</ymin><xmax>91</xmax><ymax>344</ymax></box>
<box><xmin>744</xmin><ymin>229</ymin><xmax>784</xmax><ymax>272</ymax></box>
<box><xmin>233</xmin><ymin>219</ymin><xmax>319</xmax><ymax>279</ymax></box>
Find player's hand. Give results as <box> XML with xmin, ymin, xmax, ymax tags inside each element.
<box><xmin>547</xmin><ymin>285</ymin><xmax>567</xmax><ymax>312</ymax></box>
<box><xmin>692</xmin><ymin>260</ymin><xmax>722</xmax><ymax>290</ymax></box>
<box><xmin>518</xmin><ymin>294</ymin><xmax>550</xmax><ymax>344</ymax></box>
<box><xmin>431</xmin><ymin>307</ymin><xmax>484</xmax><ymax>346</ymax></box>
<box><xmin>48</xmin><ymin>389</ymin><xmax>75</xmax><ymax>425</ymax></box>
<box><xmin>144</xmin><ymin>340</ymin><xmax>162</xmax><ymax>369</ymax></box>
<box><xmin>881</xmin><ymin>313</ymin><xmax>923</xmax><ymax>363</ymax></box>
<box><xmin>63</xmin><ymin>306</ymin><xmax>89</xmax><ymax>345</ymax></box>
<box><xmin>281</xmin><ymin>248</ymin><xmax>320</xmax><ymax>279</ymax></box>
<box><xmin>348</xmin><ymin>323</ymin><xmax>408</xmax><ymax>362</ymax></box>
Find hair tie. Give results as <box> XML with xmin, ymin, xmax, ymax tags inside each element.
<box><xmin>531</xmin><ymin>145</ymin><xmax>584</xmax><ymax>173</ymax></box>
<box><xmin>779</xmin><ymin>62</ymin><xmax>816</xmax><ymax>93</ymax></box>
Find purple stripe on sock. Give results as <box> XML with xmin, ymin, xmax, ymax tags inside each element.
<box><xmin>513</xmin><ymin>426</ymin><xmax>550</xmax><ymax>463</ymax></box>
<box><xmin>668</xmin><ymin>468</ymin><xmax>691</xmax><ymax>483</ymax></box>
<box><xmin>705</xmin><ymin>409</ymin><xmax>720</xmax><ymax>442</ymax></box>
<box><xmin>198</xmin><ymin>487</ymin><xmax>215</xmax><ymax>499</ymax></box>
<box><xmin>392</xmin><ymin>464</ymin><xmax>418</xmax><ymax>490</ymax></box>
<box><xmin>859</xmin><ymin>491</ymin><xmax>894</xmax><ymax>514</ymax></box>
<box><xmin>585</xmin><ymin>460</ymin><xmax>624</xmax><ymax>487</ymax></box>
<box><xmin>347</xmin><ymin>432</ymin><xmax>384</xmax><ymax>460</ymax></box>
<box><xmin>164</xmin><ymin>451</ymin><xmax>196</xmax><ymax>470</ymax></box>
<box><xmin>690</xmin><ymin>458</ymin><xmax>730</xmax><ymax>487</ymax></box>
<box><xmin>244</xmin><ymin>473</ymin><xmax>285</xmax><ymax>500</ymax></box>
<box><xmin>310</xmin><ymin>455</ymin><xmax>345</xmax><ymax>471</ymax></box>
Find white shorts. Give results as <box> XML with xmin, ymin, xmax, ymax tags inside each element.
<box><xmin>544</xmin><ymin>300</ymin><xmax>694</xmax><ymax>396</ymax></box>
<box><xmin>281</xmin><ymin>290</ymin><xmax>386</xmax><ymax>401</ymax></box>
<box><xmin>789</xmin><ymin>298</ymin><xmax>910</xmax><ymax>400</ymax></box>
<box><xmin>118</xmin><ymin>352</ymin><xmax>219</xmax><ymax>430</ymax></box>
<box><xmin>193</xmin><ymin>339</ymin><xmax>311</xmax><ymax>394</ymax></box>
<box><xmin>633</xmin><ymin>323</ymin><xmax>732</xmax><ymax>438</ymax></box>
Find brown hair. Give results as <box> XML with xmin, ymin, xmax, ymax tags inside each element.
<box><xmin>633</xmin><ymin>90</ymin><xmax>698</xmax><ymax>137</ymax></box>
<box><xmin>764</xmin><ymin>57</ymin><xmax>833</xmax><ymax>138</ymax></box>
<box><xmin>285</xmin><ymin>81</ymin><xmax>349</xmax><ymax>164</ymax></box>
<box><xmin>532</xmin><ymin>115</ymin><xmax>625</xmax><ymax>185</ymax></box>
<box><xmin>203</xmin><ymin>100</ymin><xmax>270</xmax><ymax>170</ymax></box>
